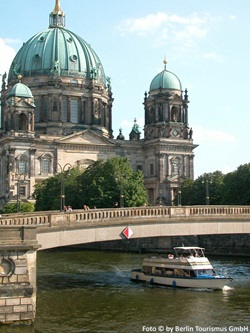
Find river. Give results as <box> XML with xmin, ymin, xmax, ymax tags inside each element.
<box><xmin>1</xmin><ymin>249</ymin><xmax>250</xmax><ymax>333</ymax></box>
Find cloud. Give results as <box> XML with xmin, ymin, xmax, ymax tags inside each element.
<box><xmin>203</xmin><ymin>52</ymin><xmax>225</xmax><ymax>62</ymax></box>
<box><xmin>0</xmin><ymin>38</ymin><xmax>16</xmax><ymax>76</ymax></box>
<box><xmin>117</xmin><ymin>12</ymin><xmax>213</xmax><ymax>54</ymax></box>
<box><xmin>193</xmin><ymin>125</ymin><xmax>236</xmax><ymax>144</ymax></box>
<box><xmin>117</xmin><ymin>12</ymin><xmax>168</xmax><ymax>35</ymax></box>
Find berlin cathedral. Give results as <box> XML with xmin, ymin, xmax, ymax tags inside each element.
<box><xmin>0</xmin><ymin>0</ymin><xmax>198</xmax><ymax>208</ymax></box>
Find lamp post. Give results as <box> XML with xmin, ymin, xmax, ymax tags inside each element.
<box><xmin>13</xmin><ymin>173</ymin><xmax>27</xmax><ymax>213</ymax></box>
<box><xmin>115</xmin><ymin>176</ymin><xmax>124</xmax><ymax>208</ymax></box>
<box><xmin>176</xmin><ymin>161</ymin><xmax>184</xmax><ymax>206</ymax></box>
<box><xmin>57</xmin><ymin>163</ymin><xmax>72</xmax><ymax>212</ymax></box>
<box><xmin>177</xmin><ymin>168</ymin><xmax>182</xmax><ymax>206</ymax></box>
<box><xmin>202</xmin><ymin>177</ymin><xmax>212</xmax><ymax>205</ymax></box>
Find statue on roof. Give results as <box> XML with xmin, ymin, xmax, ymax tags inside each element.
<box><xmin>129</xmin><ymin>118</ymin><xmax>141</xmax><ymax>141</ymax></box>
<box><xmin>1</xmin><ymin>72</ymin><xmax>7</xmax><ymax>91</ymax></box>
<box><xmin>116</xmin><ymin>128</ymin><xmax>125</xmax><ymax>140</ymax></box>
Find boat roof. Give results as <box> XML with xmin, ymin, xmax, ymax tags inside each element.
<box><xmin>174</xmin><ymin>247</ymin><xmax>205</xmax><ymax>250</ymax></box>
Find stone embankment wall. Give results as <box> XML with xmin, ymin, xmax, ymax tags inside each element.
<box><xmin>74</xmin><ymin>234</ymin><xmax>250</xmax><ymax>256</ymax></box>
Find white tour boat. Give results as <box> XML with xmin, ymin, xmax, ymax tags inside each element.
<box><xmin>131</xmin><ymin>246</ymin><xmax>233</xmax><ymax>289</ymax></box>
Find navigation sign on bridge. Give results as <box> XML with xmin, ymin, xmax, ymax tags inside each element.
<box><xmin>122</xmin><ymin>226</ymin><xmax>133</xmax><ymax>239</ymax></box>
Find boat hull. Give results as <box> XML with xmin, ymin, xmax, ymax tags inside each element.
<box><xmin>131</xmin><ymin>269</ymin><xmax>231</xmax><ymax>290</ymax></box>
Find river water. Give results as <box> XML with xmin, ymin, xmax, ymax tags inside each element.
<box><xmin>1</xmin><ymin>249</ymin><xmax>250</xmax><ymax>333</ymax></box>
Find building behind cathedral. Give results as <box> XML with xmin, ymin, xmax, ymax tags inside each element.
<box><xmin>0</xmin><ymin>1</ymin><xmax>198</xmax><ymax>209</ymax></box>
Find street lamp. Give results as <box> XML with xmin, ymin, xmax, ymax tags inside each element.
<box><xmin>57</xmin><ymin>163</ymin><xmax>72</xmax><ymax>212</ymax></box>
<box><xmin>13</xmin><ymin>173</ymin><xmax>27</xmax><ymax>212</ymax></box>
<box><xmin>177</xmin><ymin>168</ymin><xmax>182</xmax><ymax>206</ymax></box>
<box><xmin>176</xmin><ymin>161</ymin><xmax>184</xmax><ymax>206</ymax></box>
<box><xmin>115</xmin><ymin>176</ymin><xmax>124</xmax><ymax>208</ymax></box>
<box><xmin>202</xmin><ymin>177</ymin><xmax>212</xmax><ymax>205</ymax></box>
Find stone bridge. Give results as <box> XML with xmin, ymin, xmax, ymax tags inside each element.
<box><xmin>0</xmin><ymin>205</ymin><xmax>250</xmax><ymax>324</ymax></box>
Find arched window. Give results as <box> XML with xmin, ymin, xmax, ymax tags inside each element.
<box><xmin>16</xmin><ymin>155</ymin><xmax>28</xmax><ymax>174</ymax></box>
<box><xmin>40</xmin><ymin>154</ymin><xmax>53</xmax><ymax>174</ymax></box>
<box><xmin>171</xmin><ymin>106</ymin><xmax>178</xmax><ymax>122</ymax></box>
<box><xmin>171</xmin><ymin>157</ymin><xmax>180</xmax><ymax>176</ymax></box>
<box><xmin>19</xmin><ymin>113</ymin><xmax>27</xmax><ymax>131</ymax></box>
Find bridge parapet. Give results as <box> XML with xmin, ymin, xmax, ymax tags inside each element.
<box><xmin>1</xmin><ymin>205</ymin><xmax>250</xmax><ymax>228</ymax></box>
<box><xmin>189</xmin><ymin>206</ymin><xmax>250</xmax><ymax>216</ymax></box>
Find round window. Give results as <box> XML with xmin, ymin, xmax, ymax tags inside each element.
<box><xmin>0</xmin><ymin>258</ymin><xmax>15</xmax><ymax>277</ymax></box>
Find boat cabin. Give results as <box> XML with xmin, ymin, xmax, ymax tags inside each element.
<box><xmin>141</xmin><ymin>247</ymin><xmax>216</xmax><ymax>279</ymax></box>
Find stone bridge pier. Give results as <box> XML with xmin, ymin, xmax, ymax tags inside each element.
<box><xmin>0</xmin><ymin>227</ymin><xmax>39</xmax><ymax>324</ymax></box>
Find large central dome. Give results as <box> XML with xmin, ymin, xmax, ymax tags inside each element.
<box><xmin>8</xmin><ymin>1</ymin><xmax>106</xmax><ymax>85</ymax></box>
<box><xmin>4</xmin><ymin>0</ymin><xmax>113</xmax><ymax>138</ymax></box>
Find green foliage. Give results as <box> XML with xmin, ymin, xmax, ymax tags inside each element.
<box><xmin>32</xmin><ymin>158</ymin><xmax>250</xmax><ymax>209</ymax></box>
<box><xmin>175</xmin><ymin>171</ymin><xmax>225</xmax><ymax>205</ymax></box>
<box><xmin>33</xmin><ymin>167</ymin><xmax>83</xmax><ymax>211</ymax></box>
<box><xmin>222</xmin><ymin>163</ymin><xmax>250</xmax><ymax>205</ymax></box>
<box><xmin>175</xmin><ymin>165</ymin><xmax>250</xmax><ymax>206</ymax></box>
<box><xmin>74</xmin><ymin>157</ymin><xmax>148</xmax><ymax>208</ymax></box>
<box><xmin>33</xmin><ymin>157</ymin><xmax>148</xmax><ymax>211</ymax></box>
<box><xmin>0</xmin><ymin>202</ymin><xmax>34</xmax><ymax>214</ymax></box>
<box><xmin>33</xmin><ymin>175</ymin><xmax>61</xmax><ymax>211</ymax></box>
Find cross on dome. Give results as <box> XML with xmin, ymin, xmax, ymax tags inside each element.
<box><xmin>163</xmin><ymin>59</ymin><xmax>167</xmax><ymax>70</ymax></box>
<box><xmin>52</xmin><ymin>0</ymin><xmax>63</xmax><ymax>15</ymax></box>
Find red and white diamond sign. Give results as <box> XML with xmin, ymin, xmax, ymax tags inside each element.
<box><xmin>122</xmin><ymin>226</ymin><xmax>133</xmax><ymax>239</ymax></box>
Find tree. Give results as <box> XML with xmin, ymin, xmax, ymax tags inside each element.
<box><xmin>222</xmin><ymin>163</ymin><xmax>250</xmax><ymax>205</ymax></box>
<box><xmin>0</xmin><ymin>202</ymin><xmax>34</xmax><ymax>214</ymax></box>
<box><xmin>33</xmin><ymin>167</ymin><xmax>82</xmax><ymax>211</ymax></box>
<box><xmin>33</xmin><ymin>157</ymin><xmax>148</xmax><ymax>211</ymax></box>
<box><xmin>74</xmin><ymin>157</ymin><xmax>148</xmax><ymax>208</ymax></box>
<box><xmin>176</xmin><ymin>171</ymin><xmax>225</xmax><ymax>205</ymax></box>
<box><xmin>33</xmin><ymin>175</ymin><xmax>61</xmax><ymax>211</ymax></box>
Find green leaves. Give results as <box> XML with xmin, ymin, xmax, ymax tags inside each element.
<box><xmin>33</xmin><ymin>157</ymin><xmax>148</xmax><ymax>211</ymax></box>
<box><xmin>176</xmin><ymin>164</ymin><xmax>250</xmax><ymax>205</ymax></box>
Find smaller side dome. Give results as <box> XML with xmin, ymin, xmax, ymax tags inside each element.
<box><xmin>149</xmin><ymin>60</ymin><xmax>182</xmax><ymax>92</ymax></box>
<box><xmin>7</xmin><ymin>82</ymin><xmax>33</xmax><ymax>99</ymax></box>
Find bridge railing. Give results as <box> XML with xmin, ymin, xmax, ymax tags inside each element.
<box><xmin>74</xmin><ymin>206</ymin><xmax>171</xmax><ymax>222</ymax></box>
<box><xmin>189</xmin><ymin>206</ymin><xmax>250</xmax><ymax>216</ymax></box>
<box><xmin>0</xmin><ymin>205</ymin><xmax>250</xmax><ymax>227</ymax></box>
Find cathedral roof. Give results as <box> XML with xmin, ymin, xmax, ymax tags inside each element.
<box><xmin>150</xmin><ymin>60</ymin><xmax>182</xmax><ymax>92</ymax></box>
<box><xmin>8</xmin><ymin>0</ymin><xmax>107</xmax><ymax>85</ymax></box>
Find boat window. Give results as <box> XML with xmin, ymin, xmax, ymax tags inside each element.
<box><xmin>142</xmin><ymin>266</ymin><xmax>152</xmax><ymax>275</ymax></box>
<box><xmin>197</xmin><ymin>269</ymin><xmax>215</xmax><ymax>277</ymax></box>
<box><xmin>165</xmin><ymin>269</ymin><xmax>174</xmax><ymax>276</ymax></box>
<box><xmin>190</xmin><ymin>271</ymin><xmax>196</xmax><ymax>277</ymax></box>
<box><xmin>174</xmin><ymin>247</ymin><xmax>205</xmax><ymax>258</ymax></box>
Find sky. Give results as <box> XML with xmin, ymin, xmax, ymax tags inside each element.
<box><xmin>0</xmin><ymin>0</ymin><xmax>249</xmax><ymax>179</ymax></box>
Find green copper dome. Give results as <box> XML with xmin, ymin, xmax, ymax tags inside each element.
<box><xmin>7</xmin><ymin>82</ymin><xmax>33</xmax><ymax>99</ymax></box>
<box><xmin>150</xmin><ymin>64</ymin><xmax>182</xmax><ymax>91</ymax></box>
<box><xmin>8</xmin><ymin>1</ymin><xmax>107</xmax><ymax>85</ymax></box>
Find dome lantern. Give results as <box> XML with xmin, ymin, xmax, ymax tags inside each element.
<box><xmin>49</xmin><ymin>0</ymin><xmax>65</xmax><ymax>28</ymax></box>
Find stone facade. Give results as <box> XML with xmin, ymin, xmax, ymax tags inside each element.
<box><xmin>0</xmin><ymin>248</ymin><xmax>37</xmax><ymax>323</ymax></box>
